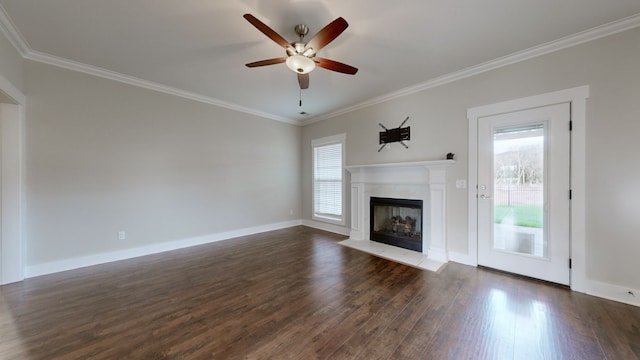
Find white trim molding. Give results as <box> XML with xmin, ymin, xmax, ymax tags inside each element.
<box><xmin>24</xmin><ymin>50</ymin><xmax>297</xmax><ymax>125</ymax></box>
<box><xmin>0</xmin><ymin>3</ymin><xmax>296</xmax><ymax>125</ymax></box>
<box><xmin>301</xmin><ymin>219</ymin><xmax>350</xmax><ymax>236</ymax></box>
<box><xmin>0</xmin><ymin>72</ymin><xmax>25</xmax><ymax>105</ymax></box>
<box><xmin>25</xmin><ymin>220</ymin><xmax>303</xmax><ymax>279</ymax></box>
<box><xmin>467</xmin><ymin>86</ymin><xmax>589</xmax><ymax>292</ymax></box>
<box><xmin>0</xmin><ymin>3</ymin><xmax>29</xmax><ymax>56</ymax></box>
<box><xmin>586</xmin><ymin>280</ymin><xmax>640</xmax><ymax>308</ymax></box>
<box><xmin>447</xmin><ymin>251</ymin><xmax>477</xmax><ymax>267</ymax></box>
<box><xmin>301</xmin><ymin>13</ymin><xmax>640</xmax><ymax>125</ymax></box>
<box><xmin>2</xmin><ymin>2</ymin><xmax>639</xmax><ymax>127</ymax></box>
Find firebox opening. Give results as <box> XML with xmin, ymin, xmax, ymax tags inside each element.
<box><xmin>370</xmin><ymin>197</ymin><xmax>423</xmax><ymax>252</ymax></box>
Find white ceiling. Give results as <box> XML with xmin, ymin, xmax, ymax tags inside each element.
<box><xmin>1</xmin><ymin>1</ymin><xmax>640</xmax><ymax>124</ymax></box>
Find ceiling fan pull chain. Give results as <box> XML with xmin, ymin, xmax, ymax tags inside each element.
<box><xmin>299</xmin><ymin>89</ymin><xmax>302</xmax><ymax>107</ymax></box>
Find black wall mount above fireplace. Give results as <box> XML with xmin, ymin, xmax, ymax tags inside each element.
<box><xmin>370</xmin><ymin>197</ymin><xmax>423</xmax><ymax>252</ymax></box>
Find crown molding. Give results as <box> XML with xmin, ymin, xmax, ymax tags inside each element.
<box><xmin>0</xmin><ymin>3</ymin><xmax>299</xmax><ymax>126</ymax></box>
<box><xmin>301</xmin><ymin>12</ymin><xmax>640</xmax><ymax>126</ymax></box>
<box><xmin>0</xmin><ymin>3</ymin><xmax>29</xmax><ymax>56</ymax></box>
<box><xmin>2</xmin><ymin>3</ymin><xmax>639</xmax><ymax>127</ymax></box>
<box><xmin>24</xmin><ymin>50</ymin><xmax>298</xmax><ymax>125</ymax></box>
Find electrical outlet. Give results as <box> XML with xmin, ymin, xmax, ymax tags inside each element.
<box><xmin>118</xmin><ymin>231</ymin><xmax>126</xmax><ymax>241</ymax></box>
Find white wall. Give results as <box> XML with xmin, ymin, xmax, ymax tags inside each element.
<box><xmin>23</xmin><ymin>60</ymin><xmax>302</xmax><ymax>269</ymax></box>
<box><xmin>302</xmin><ymin>27</ymin><xmax>640</xmax><ymax>292</ymax></box>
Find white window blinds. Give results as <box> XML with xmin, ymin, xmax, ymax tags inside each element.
<box><xmin>313</xmin><ymin>136</ymin><xmax>344</xmax><ymax>223</ymax></box>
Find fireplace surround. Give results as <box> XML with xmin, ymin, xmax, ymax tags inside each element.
<box><xmin>345</xmin><ymin>160</ymin><xmax>454</xmax><ymax>264</ymax></box>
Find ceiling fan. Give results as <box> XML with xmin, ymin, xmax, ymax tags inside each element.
<box><xmin>243</xmin><ymin>14</ymin><xmax>358</xmax><ymax>90</ymax></box>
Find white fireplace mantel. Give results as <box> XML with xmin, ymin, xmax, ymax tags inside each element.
<box><xmin>345</xmin><ymin>160</ymin><xmax>455</xmax><ymax>264</ymax></box>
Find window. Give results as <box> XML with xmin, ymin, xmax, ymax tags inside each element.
<box><xmin>312</xmin><ymin>134</ymin><xmax>346</xmax><ymax>225</ymax></box>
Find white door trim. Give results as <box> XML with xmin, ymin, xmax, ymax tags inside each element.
<box><xmin>0</xmin><ymin>73</ymin><xmax>25</xmax><ymax>285</ymax></box>
<box><xmin>467</xmin><ymin>86</ymin><xmax>589</xmax><ymax>292</ymax></box>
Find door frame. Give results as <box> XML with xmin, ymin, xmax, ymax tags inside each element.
<box><xmin>477</xmin><ymin>104</ymin><xmax>570</xmax><ymax>284</ymax></box>
<box><xmin>467</xmin><ymin>86</ymin><xmax>589</xmax><ymax>292</ymax></box>
<box><xmin>0</xmin><ymin>73</ymin><xmax>25</xmax><ymax>285</ymax></box>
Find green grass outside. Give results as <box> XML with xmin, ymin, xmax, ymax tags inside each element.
<box><xmin>494</xmin><ymin>205</ymin><xmax>543</xmax><ymax>228</ymax></box>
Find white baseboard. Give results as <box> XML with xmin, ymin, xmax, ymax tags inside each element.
<box><xmin>585</xmin><ymin>279</ymin><xmax>640</xmax><ymax>308</ymax></box>
<box><xmin>426</xmin><ymin>248</ymin><xmax>448</xmax><ymax>263</ymax></box>
<box><xmin>446</xmin><ymin>252</ymin><xmax>639</xmax><ymax>308</ymax></box>
<box><xmin>301</xmin><ymin>219</ymin><xmax>350</xmax><ymax>236</ymax></box>
<box><xmin>24</xmin><ymin>220</ymin><xmax>302</xmax><ymax>278</ymax></box>
<box><xmin>448</xmin><ymin>251</ymin><xmax>477</xmax><ymax>266</ymax></box>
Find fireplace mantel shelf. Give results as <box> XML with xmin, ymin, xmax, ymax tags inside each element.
<box><xmin>345</xmin><ymin>159</ymin><xmax>455</xmax><ymax>186</ymax></box>
<box><xmin>345</xmin><ymin>159</ymin><xmax>455</xmax><ymax>172</ymax></box>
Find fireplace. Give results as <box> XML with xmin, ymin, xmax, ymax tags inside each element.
<box><xmin>370</xmin><ymin>197</ymin><xmax>423</xmax><ymax>252</ymax></box>
<box><xmin>345</xmin><ymin>160</ymin><xmax>454</xmax><ymax>263</ymax></box>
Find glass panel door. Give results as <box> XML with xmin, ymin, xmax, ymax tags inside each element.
<box><xmin>477</xmin><ymin>103</ymin><xmax>570</xmax><ymax>285</ymax></box>
<box><xmin>492</xmin><ymin>125</ymin><xmax>546</xmax><ymax>258</ymax></box>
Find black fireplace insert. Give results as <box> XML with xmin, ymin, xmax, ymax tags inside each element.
<box><xmin>370</xmin><ymin>197</ymin><xmax>423</xmax><ymax>252</ymax></box>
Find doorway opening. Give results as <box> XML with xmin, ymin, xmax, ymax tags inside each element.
<box><xmin>0</xmin><ymin>75</ymin><xmax>25</xmax><ymax>285</ymax></box>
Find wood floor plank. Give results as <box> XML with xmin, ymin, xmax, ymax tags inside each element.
<box><xmin>270</xmin><ymin>261</ymin><xmax>416</xmax><ymax>359</ymax></box>
<box><xmin>1</xmin><ymin>226</ymin><xmax>639</xmax><ymax>359</ymax></box>
<box><xmin>583</xmin><ymin>295</ymin><xmax>640</xmax><ymax>359</ymax></box>
<box><xmin>421</xmin><ymin>268</ymin><xmax>518</xmax><ymax>359</ymax></box>
<box><xmin>306</xmin><ymin>264</ymin><xmax>423</xmax><ymax>359</ymax></box>
<box><xmin>386</xmin><ymin>266</ymin><xmax>467</xmax><ymax>359</ymax></box>
<box><xmin>324</xmin><ymin>266</ymin><xmax>432</xmax><ymax>359</ymax></box>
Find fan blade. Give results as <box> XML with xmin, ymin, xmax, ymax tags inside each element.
<box><xmin>298</xmin><ymin>73</ymin><xmax>309</xmax><ymax>89</ymax></box>
<box><xmin>314</xmin><ymin>57</ymin><xmax>358</xmax><ymax>75</ymax></box>
<box><xmin>305</xmin><ymin>17</ymin><xmax>348</xmax><ymax>53</ymax></box>
<box><xmin>245</xmin><ymin>57</ymin><xmax>287</xmax><ymax>67</ymax></box>
<box><xmin>243</xmin><ymin>14</ymin><xmax>291</xmax><ymax>49</ymax></box>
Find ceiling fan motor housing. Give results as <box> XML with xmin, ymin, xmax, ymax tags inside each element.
<box><xmin>287</xmin><ymin>42</ymin><xmax>315</xmax><ymax>57</ymax></box>
<box><xmin>294</xmin><ymin>24</ymin><xmax>309</xmax><ymax>38</ymax></box>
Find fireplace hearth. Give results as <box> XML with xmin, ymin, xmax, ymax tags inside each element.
<box><xmin>370</xmin><ymin>197</ymin><xmax>423</xmax><ymax>252</ymax></box>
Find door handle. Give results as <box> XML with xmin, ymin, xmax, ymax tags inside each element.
<box><xmin>479</xmin><ymin>194</ymin><xmax>492</xmax><ymax>199</ymax></box>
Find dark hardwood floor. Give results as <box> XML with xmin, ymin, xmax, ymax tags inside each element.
<box><xmin>1</xmin><ymin>226</ymin><xmax>639</xmax><ymax>359</ymax></box>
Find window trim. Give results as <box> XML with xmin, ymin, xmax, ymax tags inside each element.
<box><xmin>312</xmin><ymin>133</ymin><xmax>346</xmax><ymax>226</ymax></box>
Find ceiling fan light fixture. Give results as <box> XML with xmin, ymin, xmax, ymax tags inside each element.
<box><xmin>294</xmin><ymin>42</ymin><xmax>305</xmax><ymax>53</ymax></box>
<box><xmin>286</xmin><ymin>55</ymin><xmax>316</xmax><ymax>74</ymax></box>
